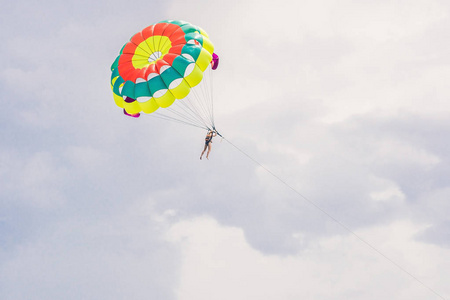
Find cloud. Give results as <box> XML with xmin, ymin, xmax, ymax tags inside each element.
<box><xmin>1</xmin><ymin>0</ymin><xmax>450</xmax><ymax>299</ymax></box>
<box><xmin>167</xmin><ymin>216</ymin><xmax>450</xmax><ymax>300</ymax></box>
<box><xmin>0</xmin><ymin>150</ymin><xmax>68</xmax><ymax>208</ymax></box>
<box><xmin>0</xmin><ymin>199</ymin><xmax>179</xmax><ymax>300</ymax></box>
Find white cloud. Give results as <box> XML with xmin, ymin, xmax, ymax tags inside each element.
<box><xmin>167</xmin><ymin>0</ymin><xmax>450</xmax><ymax>121</ymax></box>
<box><xmin>368</xmin><ymin>177</ymin><xmax>406</xmax><ymax>204</ymax></box>
<box><xmin>167</xmin><ymin>216</ymin><xmax>450</xmax><ymax>300</ymax></box>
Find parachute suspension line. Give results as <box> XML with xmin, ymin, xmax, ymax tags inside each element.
<box><xmin>168</xmin><ymin>65</ymin><xmax>215</xmax><ymax>130</ymax></box>
<box><xmin>171</xmin><ymin>96</ymin><xmax>206</xmax><ymax>123</ymax></box>
<box><xmin>207</xmin><ymin>66</ymin><xmax>215</xmax><ymax>124</ymax></box>
<box><xmin>222</xmin><ymin>136</ymin><xmax>446</xmax><ymax>300</ymax></box>
<box><xmin>198</xmin><ymin>66</ymin><xmax>213</xmax><ymax>120</ymax></box>
<box><xmin>160</xmin><ymin>106</ymin><xmax>206</xmax><ymax>129</ymax></box>
<box><xmin>169</xmin><ymin>98</ymin><xmax>211</xmax><ymax>129</ymax></box>
<box><xmin>142</xmin><ymin>65</ymin><xmax>218</xmax><ymax>131</ymax></box>
<box><xmin>208</xmin><ymin>67</ymin><xmax>215</xmax><ymax>128</ymax></box>
<box><xmin>201</xmin><ymin>66</ymin><xmax>214</xmax><ymax>127</ymax></box>
<box><xmin>133</xmin><ymin>66</ymin><xmax>216</xmax><ymax>131</ymax></box>
<box><xmin>182</xmin><ymin>91</ymin><xmax>206</xmax><ymax>123</ymax></box>
<box><xmin>182</xmin><ymin>88</ymin><xmax>212</xmax><ymax>126</ymax></box>
<box><xmin>141</xmin><ymin>111</ymin><xmax>208</xmax><ymax>130</ymax></box>
<box><xmin>187</xmin><ymin>82</ymin><xmax>213</xmax><ymax>126</ymax></box>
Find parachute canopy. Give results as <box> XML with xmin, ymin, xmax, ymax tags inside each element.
<box><xmin>111</xmin><ymin>20</ymin><xmax>219</xmax><ymax>129</ymax></box>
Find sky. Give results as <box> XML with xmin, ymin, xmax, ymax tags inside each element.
<box><xmin>1</xmin><ymin>0</ymin><xmax>449</xmax><ymax>299</ymax></box>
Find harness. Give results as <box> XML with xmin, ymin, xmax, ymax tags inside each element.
<box><xmin>205</xmin><ymin>132</ymin><xmax>214</xmax><ymax>145</ymax></box>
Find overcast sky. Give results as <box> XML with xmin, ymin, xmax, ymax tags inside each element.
<box><xmin>1</xmin><ymin>0</ymin><xmax>449</xmax><ymax>299</ymax></box>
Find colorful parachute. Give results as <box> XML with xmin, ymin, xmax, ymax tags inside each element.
<box><xmin>110</xmin><ymin>20</ymin><xmax>219</xmax><ymax>129</ymax></box>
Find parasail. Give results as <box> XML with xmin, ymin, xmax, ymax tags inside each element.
<box><xmin>110</xmin><ymin>20</ymin><xmax>219</xmax><ymax>130</ymax></box>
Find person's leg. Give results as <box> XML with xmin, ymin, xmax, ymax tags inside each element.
<box><xmin>200</xmin><ymin>144</ymin><xmax>207</xmax><ymax>159</ymax></box>
<box><xmin>206</xmin><ymin>143</ymin><xmax>212</xmax><ymax>159</ymax></box>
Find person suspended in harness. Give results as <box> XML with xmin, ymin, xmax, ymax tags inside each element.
<box><xmin>200</xmin><ymin>130</ymin><xmax>217</xmax><ymax>160</ymax></box>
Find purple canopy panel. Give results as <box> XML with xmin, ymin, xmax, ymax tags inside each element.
<box><xmin>123</xmin><ymin>108</ymin><xmax>140</xmax><ymax>118</ymax></box>
<box><xmin>122</xmin><ymin>97</ymin><xmax>140</xmax><ymax>117</ymax></box>
<box><xmin>211</xmin><ymin>53</ymin><xmax>219</xmax><ymax>70</ymax></box>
